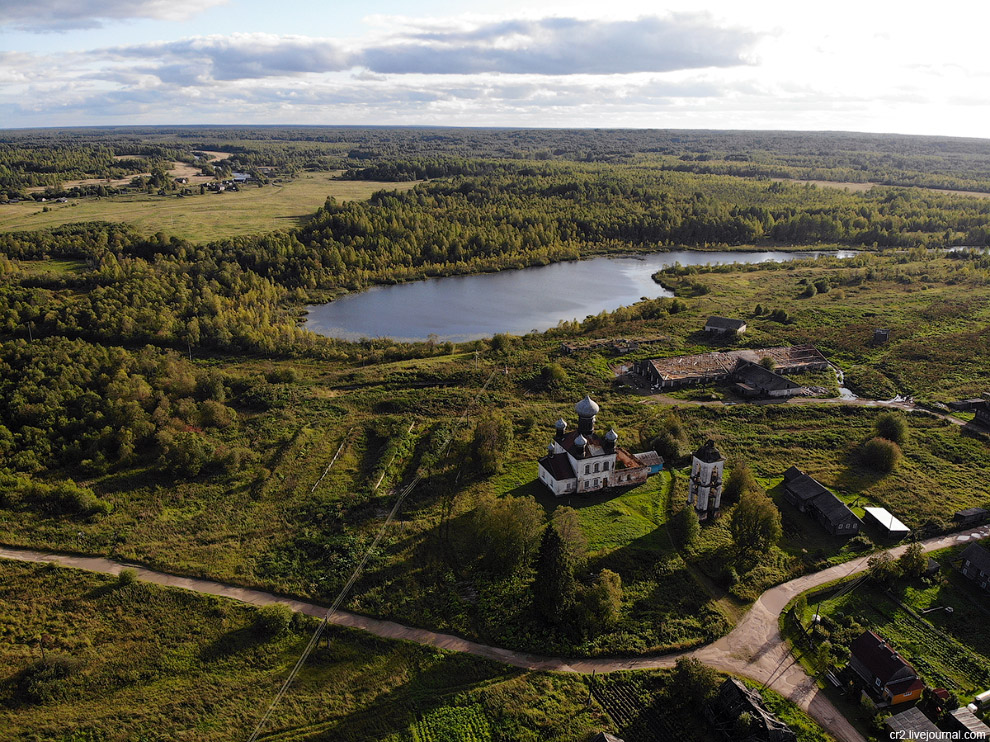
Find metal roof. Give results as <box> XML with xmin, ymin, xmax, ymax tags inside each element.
<box><xmin>949</xmin><ymin>707</ymin><xmax>990</xmax><ymax>738</ymax></box>
<box><xmin>705</xmin><ymin>316</ymin><xmax>747</xmax><ymax>330</ymax></box>
<box><xmin>863</xmin><ymin>507</ymin><xmax>910</xmax><ymax>533</ymax></box>
<box><xmin>885</xmin><ymin>708</ymin><xmax>940</xmax><ymax>735</ymax></box>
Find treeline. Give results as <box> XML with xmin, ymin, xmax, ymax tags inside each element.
<box><xmin>9</xmin><ymin>126</ymin><xmax>990</xmax><ymax>193</ymax></box>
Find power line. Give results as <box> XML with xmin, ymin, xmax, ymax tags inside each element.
<box><xmin>246</xmin><ymin>367</ymin><xmax>499</xmax><ymax>741</ymax></box>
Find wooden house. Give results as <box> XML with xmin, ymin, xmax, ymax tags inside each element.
<box><xmin>849</xmin><ymin>631</ymin><xmax>925</xmax><ymax>706</ymax></box>
<box><xmin>959</xmin><ymin>542</ymin><xmax>990</xmax><ymax>592</ymax></box>
<box><xmin>782</xmin><ymin>467</ymin><xmax>862</xmax><ymax>536</ymax></box>
<box><xmin>708</xmin><ymin>678</ymin><xmax>796</xmax><ymax>742</ymax></box>
<box><xmin>704</xmin><ymin>316</ymin><xmax>747</xmax><ymax>335</ymax></box>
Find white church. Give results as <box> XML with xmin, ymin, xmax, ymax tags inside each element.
<box><xmin>537</xmin><ymin>396</ymin><xmax>663</xmax><ymax>496</ymax></box>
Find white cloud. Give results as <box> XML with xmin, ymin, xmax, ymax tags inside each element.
<box><xmin>0</xmin><ymin>0</ymin><xmax>228</xmax><ymax>32</ymax></box>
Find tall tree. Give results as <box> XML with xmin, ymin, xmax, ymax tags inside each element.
<box><xmin>533</xmin><ymin>523</ymin><xmax>577</xmax><ymax>624</ymax></box>
<box><xmin>730</xmin><ymin>487</ymin><xmax>782</xmax><ymax>556</ymax></box>
<box><xmin>472</xmin><ymin>411</ymin><xmax>513</xmax><ymax>476</ymax></box>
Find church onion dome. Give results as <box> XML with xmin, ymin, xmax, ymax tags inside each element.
<box><xmin>555</xmin><ymin>417</ymin><xmax>567</xmax><ymax>430</ymax></box>
<box><xmin>694</xmin><ymin>439</ymin><xmax>724</xmax><ymax>464</ymax></box>
<box><xmin>605</xmin><ymin>428</ymin><xmax>618</xmax><ymax>443</ymax></box>
<box><xmin>574</xmin><ymin>433</ymin><xmax>588</xmax><ymax>448</ymax></box>
<box><xmin>575</xmin><ymin>395</ymin><xmax>600</xmax><ymax>417</ymax></box>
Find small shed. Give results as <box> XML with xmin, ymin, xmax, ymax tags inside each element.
<box><xmin>863</xmin><ymin>507</ymin><xmax>911</xmax><ymax>539</ymax></box>
<box><xmin>633</xmin><ymin>450</ymin><xmax>664</xmax><ymax>475</ymax></box>
<box><xmin>955</xmin><ymin>507</ymin><xmax>990</xmax><ymax>526</ymax></box>
<box><xmin>948</xmin><ymin>707</ymin><xmax>990</xmax><ymax>739</ymax></box>
<box><xmin>884</xmin><ymin>708</ymin><xmax>939</xmax><ymax>738</ymax></box>
<box><xmin>704</xmin><ymin>316</ymin><xmax>747</xmax><ymax>335</ymax></box>
<box><xmin>873</xmin><ymin>328</ymin><xmax>890</xmax><ymax>344</ymax></box>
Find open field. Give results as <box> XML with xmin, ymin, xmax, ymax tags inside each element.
<box><xmin>775</xmin><ymin>178</ymin><xmax>990</xmax><ymax>200</ymax></box>
<box><xmin>1</xmin><ymin>172</ymin><xmax>418</xmax><ymax>242</ymax></box>
<box><xmin>0</xmin><ymin>561</ymin><xmax>607</xmax><ymax>742</ymax></box>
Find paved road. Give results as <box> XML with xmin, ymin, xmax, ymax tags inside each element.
<box><xmin>3</xmin><ymin>523</ymin><xmax>988</xmax><ymax>741</ymax></box>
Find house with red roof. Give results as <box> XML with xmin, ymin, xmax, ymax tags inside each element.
<box><xmin>848</xmin><ymin>631</ymin><xmax>925</xmax><ymax>707</ymax></box>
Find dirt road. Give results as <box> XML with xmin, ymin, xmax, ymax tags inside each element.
<box><xmin>3</xmin><ymin>523</ymin><xmax>988</xmax><ymax>741</ymax></box>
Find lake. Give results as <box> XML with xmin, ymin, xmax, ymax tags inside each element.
<box><xmin>304</xmin><ymin>249</ymin><xmax>857</xmax><ymax>342</ymax></box>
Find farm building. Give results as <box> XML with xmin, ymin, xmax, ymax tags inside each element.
<box><xmin>707</xmin><ymin>678</ymin><xmax>796</xmax><ymax>742</ymax></box>
<box><xmin>634</xmin><ymin>345</ymin><xmax>828</xmax><ymax>390</ymax></box>
<box><xmin>884</xmin><ymin>708</ymin><xmax>940</xmax><ymax>738</ymax></box>
<box><xmin>849</xmin><ymin>630</ymin><xmax>925</xmax><ymax>707</ymax></box>
<box><xmin>948</xmin><ymin>707</ymin><xmax>990</xmax><ymax>739</ymax></box>
<box><xmin>959</xmin><ymin>542</ymin><xmax>990</xmax><ymax>592</ymax></box>
<box><xmin>862</xmin><ymin>507</ymin><xmax>911</xmax><ymax>539</ymax></box>
<box><xmin>536</xmin><ymin>396</ymin><xmax>660</xmax><ymax>497</ymax></box>
<box><xmin>704</xmin><ymin>316</ymin><xmax>747</xmax><ymax>335</ymax></box>
<box><xmin>782</xmin><ymin>467</ymin><xmax>862</xmax><ymax>536</ymax></box>
<box><xmin>732</xmin><ymin>361</ymin><xmax>803</xmax><ymax>399</ymax></box>
<box><xmin>688</xmin><ymin>440</ymin><xmax>724</xmax><ymax>521</ymax></box>
<box><xmin>955</xmin><ymin>507</ymin><xmax>990</xmax><ymax>526</ymax></box>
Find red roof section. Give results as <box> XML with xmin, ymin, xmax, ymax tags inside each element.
<box><xmin>850</xmin><ymin>631</ymin><xmax>919</xmax><ymax>685</ymax></box>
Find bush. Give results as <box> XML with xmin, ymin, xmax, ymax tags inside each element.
<box><xmin>17</xmin><ymin>656</ymin><xmax>83</xmax><ymax>704</ymax></box>
<box><xmin>117</xmin><ymin>568</ymin><xmax>138</xmax><ymax>586</ymax></box>
<box><xmin>862</xmin><ymin>437</ymin><xmax>902</xmax><ymax>473</ymax></box>
<box><xmin>875</xmin><ymin>412</ymin><xmax>908</xmax><ymax>445</ymax></box>
<box><xmin>253</xmin><ymin>603</ymin><xmax>293</xmax><ymax>638</ymax></box>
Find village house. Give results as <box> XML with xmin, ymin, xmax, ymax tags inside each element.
<box><xmin>688</xmin><ymin>440</ymin><xmax>725</xmax><ymax>521</ymax></box>
<box><xmin>707</xmin><ymin>678</ymin><xmax>796</xmax><ymax>742</ymax></box>
<box><xmin>704</xmin><ymin>316</ymin><xmax>747</xmax><ymax>335</ymax></box>
<box><xmin>848</xmin><ymin>631</ymin><xmax>925</xmax><ymax>707</ymax></box>
<box><xmin>635</xmin><ymin>345</ymin><xmax>828</xmax><ymax>391</ymax></box>
<box><xmin>959</xmin><ymin>542</ymin><xmax>990</xmax><ymax>592</ymax></box>
<box><xmin>536</xmin><ymin>396</ymin><xmax>661</xmax><ymax>497</ymax></box>
<box><xmin>782</xmin><ymin>467</ymin><xmax>862</xmax><ymax>536</ymax></box>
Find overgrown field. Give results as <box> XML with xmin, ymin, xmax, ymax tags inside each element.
<box><xmin>0</xmin><ymin>172</ymin><xmax>417</xmax><ymax>242</ymax></box>
<box><xmin>0</xmin><ymin>561</ymin><xmax>605</xmax><ymax>741</ymax></box>
<box><xmin>0</xmin><ymin>561</ymin><xmax>833</xmax><ymax>742</ymax></box>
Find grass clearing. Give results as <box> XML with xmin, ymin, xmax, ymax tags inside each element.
<box><xmin>0</xmin><ymin>172</ymin><xmax>418</xmax><ymax>242</ymax></box>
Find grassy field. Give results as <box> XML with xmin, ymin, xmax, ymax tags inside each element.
<box><xmin>0</xmin><ymin>172</ymin><xmax>418</xmax><ymax>242</ymax></box>
<box><xmin>0</xmin><ymin>561</ymin><xmax>607</xmax><ymax>742</ymax></box>
<box><xmin>0</xmin><ymin>561</ymin><xmax>832</xmax><ymax>742</ymax></box>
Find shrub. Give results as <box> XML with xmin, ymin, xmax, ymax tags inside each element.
<box><xmin>253</xmin><ymin>603</ymin><xmax>293</xmax><ymax>638</ymax></box>
<box><xmin>117</xmin><ymin>568</ymin><xmax>139</xmax><ymax>587</ymax></box>
<box><xmin>862</xmin><ymin>437</ymin><xmax>902</xmax><ymax>473</ymax></box>
<box><xmin>875</xmin><ymin>412</ymin><xmax>908</xmax><ymax>445</ymax></box>
<box><xmin>17</xmin><ymin>656</ymin><xmax>83</xmax><ymax>704</ymax></box>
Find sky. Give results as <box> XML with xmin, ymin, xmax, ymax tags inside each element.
<box><xmin>2</xmin><ymin>0</ymin><xmax>990</xmax><ymax>137</ymax></box>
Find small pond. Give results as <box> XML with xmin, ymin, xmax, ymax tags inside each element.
<box><xmin>305</xmin><ymin>249</ymin><xmax>857</xmax><ymax>342</ymax></box>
